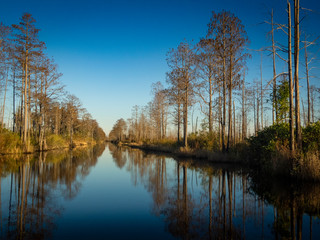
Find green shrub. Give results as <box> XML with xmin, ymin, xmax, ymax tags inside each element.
<box><xmin>247</xmin><ymin>123</ymin><xmax>290</xmax><ymax>168</ymax></box>
<box><xmin>302</xmin><ymin>121</ymin><xmax>320</xmax><ymax>153</ymax></box>
<box><xmin>188</xmin><ymin>132</ymin><xmax>219</xmax><ymax>151</ymax></box>
<box><xmin>151</xmin><ymin>138</ymin><xmax>177</xmax><ymax>147</ymax></box>
<box><xmin>46</xmin><ymin>134</ymin><xmax>67</xmax><ymax>149</ymax></box>
<box><xmin>0</xmin><ymin>128</ymin><xmax>22</xmax><ymax>153</ymax></box>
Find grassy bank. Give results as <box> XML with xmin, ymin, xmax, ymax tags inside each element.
<box><xmin>114</xmin><ymin>121</ymin><xmax>320</xmax><ymax>181</ymax></box>
<box><xmin>246</xmin><ymin>122</ymin><xmax>320</xmax><ymax>181</ymax></box>
<box><xmin>118</xmin><ymin>139</ymin><xmax>240</xmax><ymax>163</ymax></box>
<box><xmin>0</xmin><ymin>127</ymin><xmax>101</xmax><ymax>154</ymax></box>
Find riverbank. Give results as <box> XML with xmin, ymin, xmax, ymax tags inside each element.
<box><xmin>112</xmin><ymin>122</ymin><xmax>320</xmax><ymax>181</ymax></box>
<box><xmin>117</xmin><ymin>142</ymin><xmax>241</xmax><ymax>163</ymax></box>
<box><xmin>0</xmin><ymin>127</ymin><xmax>102</xmax><ymax>155</ymax></box>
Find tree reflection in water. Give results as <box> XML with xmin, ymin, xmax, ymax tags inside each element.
<box><xmin>109</xmin><ymin>144</ymin><xmax>320</xmax><ymax>240</ymax></box>
<box><xmin>0</xmin><ymin>144</ymin><xmax>105</xmax><ymax>240</ymax></box>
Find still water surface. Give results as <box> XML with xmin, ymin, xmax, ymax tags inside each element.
<box><xmin>0</xmin><ymin>144</ymin><xmax>320</xmax><ymax>239</ymax></box>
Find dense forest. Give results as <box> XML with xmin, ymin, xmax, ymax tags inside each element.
<box><xmin>109</xmin><ymin>3</ymin><xmax>320</xmax><ymax>179</ymax></box>
<box><xmin>0</xmin><ymin>13</ymin><xmax>106</xmax><ymax>153</ymax></box>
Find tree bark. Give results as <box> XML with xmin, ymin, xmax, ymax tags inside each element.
<box><xmin>271</xmin><ymin>9</ymin><xmax>277</xmax><ymax>124</ymax></box>
<box><xmin>222</xmin><ymin>44</ymin><xmax>226</xmax><ymax>152</ymax></box>
<box><xmin>1</xmin><ymin>67</ymin><xmax>8</xmax><ymax>127</ymax></box>
<box><xmin>242</xmin><ymin>79</ymin><xmax>246</xmax><ymax>141</ymax></box>
<box><xmin>227</xmin><ymin>55</ymin><xmax>232</xmax><ymax>151</ymax></box>
<box><xmin>288</xmin><ymin>1</ymin><xmax>295</xmax><ymax>152</ymax></box>
<box><xmin>294</xmin><ymin>0</ymin><xmax>302</xmax><ymax>149</ymax></box>
<box><xmin>24</xmin><ymin>51</ymin><xmax>29</xmax><ymax>152</ymax></box>
<box><xmin>304</xmin><ymin>36</ymin><xmax>310</xmax><ymax>125</ymax></box>
<box><xmin>183</xmin><ymin>83</ymin><xmax>188</xmax><ymax>147</ymax></box>
<box><xmin>260</xmin><ymin>53</ymin><xmax>264</xmax><ymax>129</ymax></box>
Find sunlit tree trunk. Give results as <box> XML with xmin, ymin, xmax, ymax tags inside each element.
<box><xmin>260</xmin><ymin>53</ymin><xmax>264</xmax><ymax>129</ymax></box>
<box><xmin>288</xmin><ymin>1</ymin><xmax>295</xmax><ymax>152</ymax></box>
<box><xmin>24</xmin><ymin>51</ymin><xmax>29</xmax><ymax>151</ymax></box>
<box><xmin>241</xmin><ymin>78</ymin><xmax>246</xmax><ymax>141</ymax></box>
<box><xmin>183</xmin><ymin>82</ymin><xmax>189</xmax><ymax>147</ymax></box>
<box><xmin>294</xmin><ymin>0</ymin><xmax>302</xmax><ymax>148</ymax></box>
<box><xmin>1</xmin><ymin>67</ymin><xmax>8</xmax><ymax>127</ymax></box>
<box><xmin>304</xmin><ymin>36</ymin><xmax>311</xmax><ymax>125</ymax></box>
<box><xmin>271</xmin><ymin>9</ymin><xmax>277</xmax><ymax>124</ymax></box>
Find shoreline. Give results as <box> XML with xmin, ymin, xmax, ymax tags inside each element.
<box><xmin>0</xmin><ymin>142</ymin><xmax>102</xmax><ymax>156</ymax></box>
<box><xmin>118</xmin><ymin>142</ymin><xmax>242</xmax><ymax>164</ymax></box>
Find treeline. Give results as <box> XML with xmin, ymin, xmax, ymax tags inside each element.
<box><xmin>110</xmin><ymin>3</ymin><xmax>319</xmax><ymax>155</ymax></box>
<box><xmin>0</xmin><ymin>13</ymin><xmax>105</xmax><ymax>153</ymax></box>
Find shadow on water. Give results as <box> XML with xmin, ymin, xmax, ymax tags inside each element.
<box><xmin>1</xmin><ymin>143</ymin><xmax>320</xmax><ymax>239</ymax></box>
<box><xmin>0</xmin><ymin>144</ymin><xmax>105</xmax><ymax>240</ymax></box>
<box><xmin>108</xmin><ymin>144</ymin><xmax>320</xmax><ymax>240</ymax></box>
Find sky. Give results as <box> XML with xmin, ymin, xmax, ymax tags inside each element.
<box><xmin>1</xmin><ymin>0</ymin><xmax>320</xmax><ymax>134</ymax></box>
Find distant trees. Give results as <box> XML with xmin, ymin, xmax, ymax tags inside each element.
<box><xmin>109</xmin><ymin>118</ymin><xmax>127</xmax><ymax>142</ymax></box>
<box><xmin>0</xmin><ymin>13</ymin><xmax>106</xmax><ymax>151</ymax></box>
<box><xmin>151</xmin><ymin>82</ymin><xmax>169</xmax><ymax>140</ymax></box>
<box><xmin>109</xmin><ymin>4</ymin><xmax>319</xmax><ymax>155</ymax></box>
<box><xmin>110</xmin><ymin>11</ymin><xmax>250</xmax><ymax>151</ymax></box>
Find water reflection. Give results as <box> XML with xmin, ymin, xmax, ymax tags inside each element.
<box><xmin>0</xmin><ymin>145</ymin><xmax>105</xmax><ymax>240</ymax></box>
<box><xmin>108</xmin><ymin>144</ymin><xmax>320</xmax><ymax>240</ymax></box>
<box><xmin>1</xmin><ymin>144</ymin><xmax>320</xmax><ymax>239</ymax></box>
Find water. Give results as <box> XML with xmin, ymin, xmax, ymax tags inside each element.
<box><xmin>0</xmin><ymin>144</ymin><xmax>320</xmax><ymax>239</ymax></box>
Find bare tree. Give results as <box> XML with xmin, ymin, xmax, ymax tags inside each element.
<box><xmin>294</xmin><ymin>0</ymin><xmax>302</xmax><ymax>148</ymax></box>
<box><xmin>195</xmin><ymin>38</ymin><xmax>217</xmax><ymax>134</ymax></box>
<box><xmin>288</xmin><ymin>0</ymin><xmax>295</xmax><ymax>152</ymax></box>
<box><xmin>12</xmin><ymin>13</ymin><xmax>44</xmax><ymax>151</ymax></box>
<box><xmin>167</xmin><ymin>41</ymin><xmax>196</xmax><ymax>147</ymax></box>
<box><xmin>207</xmin><ymin>11</ymin><xmax>249</xmax><ymax>151</ymax></box>
<box><xmin>166</xmin><ymin>69</ymin><xmax>183</xmax><ymax>142</ymax></box>
<box><xmin>151</xmin><ymin>82</ymin><xmax>169</xmax><ymax>140</ymax></box>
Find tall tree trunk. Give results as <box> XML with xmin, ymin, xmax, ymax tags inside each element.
<box><xmin>242</xmin><ymin>77</ymin><xmax>246</xmax><ymax>141</ymax></box>
<box><xmin>253</xmin><ymin>90</ymin><xmax>256</xmax><ymax>135</ymax></box>
<box><xmin>177</xmin><ymin>103</ymin><xmax>181</xmax><ymax>142</ymax></box>
<box><xmin>208</xmin><ymin>76</ymin><xmax>213</xmax><ymax>134</ymax></box>
<box><xmin>183</xmin><ymin>85</ymin><xmax>188</xmax><ymax>147</ymax></box>
<box><xmin>233</xmin><ymin>100</ymin><xmax>236</xmax><ymax>145</ymax></box>
<box><xmin>1</xmin><ymin>67</ymin><xmax>8</xmax><ymax>127</ymax></box>
<box><xmin>257</xmin><ymin>98</ymin><xmax>260</xmax><ymax>132</ymax></box>
<box><xmin>227</xmin><ymin>56</ymin><xmax>233</xmax><ymax>151</ymax></box>
<box><xmin>55</xmin><ymin>106</ymin><xmax>60</xmax><ymax>135</ymax></box>
<box><xmin>24</xmin><ymin>54</ymin><xmax>29</xmax><ymax>152</ymax></box>
<box><xmin>222</xmin><ymin>51</ymin><xmax>227</xmax><ymax>152</ymax></box>
<box><xmin>288</xmin><ymin>1</ymin><xmax>295</xmax><ymax>152</ymax></box>
<box><xmin>311</xmin><ymin>87</ymin><xmax>315</xmax><ymax>123</ymax></box>
<box><xmin>294</xmin><ymin>0</ymin><xmax>302</xmax><ymax>149</ymax></box>
<box><xmin>219</xmin><ymin>82</ymin><xmax>222</xmax><ymax>148</ymax></box>
<box><xmin>302</xmin><ymin>100</ymin><xmax>306</xmax><ymax>127</ymax></box>
<box><xmin>272</xmin><ymin>9</ymin><xmax>277</xmax><ymax>124</ymax></box>
<box><xmin>12</xmin><ymin>64</ymin><xmax>16</xmax><ymax>132</ymax></box>
<box><xmin>304</xmin><ymin>36</ymin><xmax>310</xmax><ymax>125</ymax></box>
<box><xmin>260</xmin><ymin>53</ymin><xmax>264</xmax><ymax>129</ymax></box>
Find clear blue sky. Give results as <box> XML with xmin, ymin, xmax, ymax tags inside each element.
<box><xmin>1</xmin><ymin>0</ymin><xmax>320</xmax><ymax>134</ymax></box>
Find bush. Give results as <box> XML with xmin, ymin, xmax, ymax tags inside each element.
<box><xmin>188</xmin><ymin>132</ymin><xmax>219</xmax><ymax>151</ymax></box>
<box><xmin>151</xmin><ymin>138</ymin><xmax>177</xmax><ymax>148</ymax></box>
<box><xmin>0</xmin><ymin>128</ymin><xmax>22</xmax><ymax>153</ymax></box>
<box><xmin>46</xmin><ymin>134</ymin><xmax>67</xmax><ymax>149</ymax></box>
<box><xmin>302</xmin><ymin>121</ymin><xmax>320</xmax><ymax>153</ymax></box>
<box><xmin>247</xmin><ymin>123</ymin><xmax>290</xmax><ymax>170</ymax></box>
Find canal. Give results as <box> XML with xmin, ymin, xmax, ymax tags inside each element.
<box><xmin>0</xmin><ymin>143</ymin><xmax>319</xmax><ymax>239</ymax></box>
